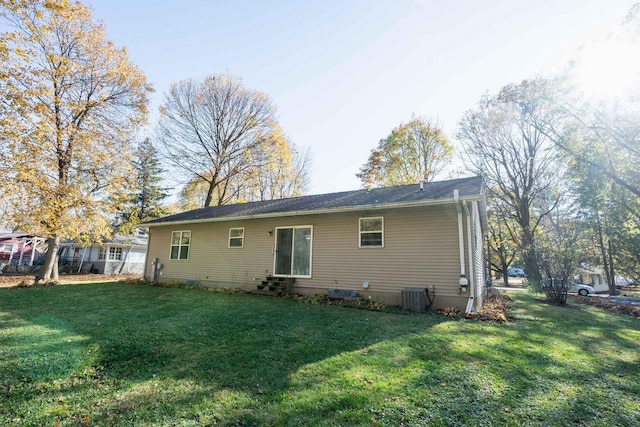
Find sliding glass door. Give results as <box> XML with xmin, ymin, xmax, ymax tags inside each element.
<box><xmin>274</xmin><ymin>226</ymin><xmax>312</xmax><ymax>277</ymax></box>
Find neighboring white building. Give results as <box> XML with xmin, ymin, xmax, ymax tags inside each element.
<box><xmin>59</xmin><ymin>231</ymin><xmax>148</xmax><ymax>275</ymax></box>
<box><xmin>577</xmin><ymin>265</ymin><xmax>631</xmax><ymax>292</ymax></box>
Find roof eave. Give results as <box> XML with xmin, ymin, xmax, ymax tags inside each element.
<box><xmin>145</xmin><ymin>194</ymin><xmax>483</xmax><ymax>228</ymax></box>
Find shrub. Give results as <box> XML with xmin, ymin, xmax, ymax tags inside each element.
<box><xmin>59</xmin><ymin>265</ymin><xmax>78</xmax><ymax>274</ymax></box>
<box><xmin>2</xmin><ymin>264</ymin><xmax>18</xmax><ymax>274</ymax></box>
<box><xmin>540</xmin><ymin>278</ymin><xmax>568</xmax><ymax>305</ymax></box>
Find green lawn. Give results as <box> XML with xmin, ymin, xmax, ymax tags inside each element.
<box><xmin>0</xmin><ymin>283</ymin><xmax>638</xmax><ymax>426</ymax></box>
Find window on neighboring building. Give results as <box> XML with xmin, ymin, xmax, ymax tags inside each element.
<box><xmin>228</xmin><ymin>227</ymin><xmax>244</xmax><ymax>248</ymax></box>
<box><xmin>108</xmin><ymin>247</ymin><xmax>123</xmax><ymax>261</ymax></box>
<box><xmin>359</xmin><ymin>217</ymin><xmax>384</xmax><ymax>247</ymax></box>
<box><xmin>170</xmin><ymin>231</ymin><xmax>191</xmax><ymax>260</ymax></box>
<box><xmin>99</xmin><ymin>247</ymin><xmax>123</xmax><ymax>261</ymax></box>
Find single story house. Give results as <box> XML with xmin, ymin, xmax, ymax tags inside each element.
<box><xmin>577</xmin><ymin>266</ymin><xmax>607</xmax><ymax>292</ymax></box>
<box><xmin>59</xmin><ymin>231</ymin><xmax>148</xmax><ymax>275</ymax></box>
<box><xmin>143</xmin><ymin>176</ymin><xmax>488</xmax><ymax>313</ymax></box>
<box><xmin>577</xmin><ymin>266</ymin><xmax>632</xmax><ymax>292</ymax></box>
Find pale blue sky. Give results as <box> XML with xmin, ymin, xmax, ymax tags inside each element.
<box><xmin>89</xmin><ymin>0</ymin><xmax>635</xmax><ymax>195</ymax></box>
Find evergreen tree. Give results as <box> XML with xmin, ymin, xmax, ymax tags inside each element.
<box><xmin>117</xmin><ymin>138</ymin><xmax>169</xmax><ymax>233</ymax></box>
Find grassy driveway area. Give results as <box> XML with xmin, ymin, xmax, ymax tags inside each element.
<box><xmin>1</xmin><ymin>283</ymin><xmax>638</xmax><ymax>426</ymax></box>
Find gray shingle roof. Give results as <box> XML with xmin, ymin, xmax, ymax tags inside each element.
<box><xmin>106</xmin><ymin>234</ymin><xmax>148</xmax><ymax>247</ymax></box>
<box><xmin>145</xmin><ymin>176</ymin><xmax>483</xmax><ymax>226</ymax></box>
<box><xmin>59</xmin><ymin>233</ymin><xmax>148</xmax><ymax>247</ymax></box>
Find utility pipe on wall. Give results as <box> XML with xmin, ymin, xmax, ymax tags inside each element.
<box><xmin>465</xmin><ymin>201</ymin><xmax>475</xmax><ymax>314</ymax></box>
<box><xmin>453</xmin><ymin>190</ymin><xmax>468</xmax><ymax>290</ymax></box>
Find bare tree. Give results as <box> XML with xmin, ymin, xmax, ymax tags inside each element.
<box><xmin>537</xmin><ymin>192</ymin><xmax>584</xmax><ymax>283</ymax></box>
<box><xmin>486</xmin><ymin>195</ymin><xmax>518</xmax><ymax>287</ymax></box>
<box><xmin>175</xmin><ymin>125</ymin><xmax>311</xmax><ymax>209</ymax></box>
<box><xmin>458</xmin><ymin>79</ymin><xmax>563</xmax><ymax>285</ymax></box>
<box><xmin>551</xmin><ymin>4</ymin><xmax>640</xmax><ymax>199</ymax></box>
<box><xmin>549</xmin><ymin>100</ymin><xmax>640</xmax><ymax>198</ymax></box>
<box><xmin>156</xmin><ymin>74</ymin><xmax>278</xmax><ymax>207</ymax></box>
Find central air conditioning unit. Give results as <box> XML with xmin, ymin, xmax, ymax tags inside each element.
<box><xmin>401</xmin><ymin>288</ymin><xmax>427</xmax><ymax>313</ymax></box>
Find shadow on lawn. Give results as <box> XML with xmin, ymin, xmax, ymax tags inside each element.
<box><xmin>0</xmin><ymin>283</ymin><xmax>446</xmax><ymax>425</ymax></box>
<box><xmin>381</xmin><ymin>298</ymin><xmax>640</xmax><ymax>426</ymax></box>
<box><xmin>2</xmin><ymin>285</ymin><xmax>639</xmax><ymax>426</ymax></box>
<box><xmin>229</xmin><ymin>293</ymin><xmax>640</xmax><ymax>426</ymax></box>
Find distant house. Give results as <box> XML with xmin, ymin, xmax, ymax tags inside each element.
<box><xmin>577</xmin><ymin>265</ymin><xmax>632</xmax><ymax>292</ymax></box>
<box><xmin>143</xmin><ymin>176</ymin><xmax>488</xmax><ymax>313</ymax></box>
<box><xmin>578</xmin><ymin>266</ymin><xmax>607</xmax><ymax>292</ymax></box>
<box><xmin>0</xmin><ymin>233</ymin><xmax>47</xmax><ymax>266</ymax></box>
<box><xmin>59</xmin><ymin>231</ymin><xmax>148</xmax><ymax>275</ymax></box>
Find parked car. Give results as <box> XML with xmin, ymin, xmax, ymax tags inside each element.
<box><xmin>568</xmin><ymin>283</ymin><xmax>596</xmax><ymax>296</ymax></box>
<box><xmin>507</xmin><ymin>267</ymin><xmax>527</xmax><ymax>277</ymax></box>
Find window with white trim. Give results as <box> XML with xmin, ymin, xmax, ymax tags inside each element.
<box><xmin>359</xmin><ymin>217</ymin><xmax>384</xmax><ymax>247</ymax></box>
<box><xmin>108</xmin><ymin>247</ymin><xmax>123</xmax><ymax>261</ymax></box>
<box><xmin>170</xmin><ymin>231</ymin><xmax>191</xmax><ymax>260</ymax></box>
<box><xmin>99</xmin><ymin>247</ymin><xmax>123</xmax><ymax>261</ymax></box>
<box><xmin>228</xmin><ymin>227</ymin><xmax>244</xmax><ymax>248</ymax></box>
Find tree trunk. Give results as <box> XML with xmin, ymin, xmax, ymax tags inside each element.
<box><xmin>594</xmin><ymin>213</ymin><xmax>618</xmax><ymax>296</ymax></box>
<box><xmin>204</xmin><ymin>180</ymin><xmax>215</xmax><ymax>207</ymax></box>
<box><xmin>42</xmin><ymin>235</ymin><xmax>60</xmax><ymax>280</ymax></box>
<box><xmin>502</xmin><ymin>267</ymin><xmax>509</xmax><ymax>287</ymax></box>
<box><xmin>496</xmin><ymin>245</ymin><xmax>510</xmax><ymax>287</ymax></box>
<box><xmin>607</xmin><ymin>240</ymin><xmax>618</xmax><ymax>296</ymax></box>
<box><xmin>204</xmin><ymin>172</ymin><xmax>221</xmax><ymax>207</ymax></box>
<box><xmin>521</xmin><ymin>230</ymin><xmax>541</xmax><ymax>284</ymax></box>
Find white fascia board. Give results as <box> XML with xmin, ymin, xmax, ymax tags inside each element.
<box><xmin>104</xmin><ymin>243</ymin><xmax>147</xmax><ymax>249</ymax></box>
<box><xmin>146</xmin><ymin>195</ymin><xmax>483</xmax><ymax>228</ymax></box>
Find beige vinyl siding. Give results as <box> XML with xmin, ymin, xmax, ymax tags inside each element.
<box><xmin>303</xmin><ymin>206</ymin><xmax>461</xmax><ymax>294</ymax></box>
<box><xmin>145</xmin><ymin>203</ymin><xmax>474</xmax><ymax>307</ymax></box>
<box><xmin>147</xmin><ymin>221</ymin><xmax>274</xmax><ymax>286</ymax></box>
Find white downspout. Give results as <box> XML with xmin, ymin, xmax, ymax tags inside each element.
<box><xmin>142</xmin><ymin>231</ymin><xmax>151</xmax><ymax>281</ymax></box>
<box><xmin>464</xmin><ymin>201</ymin><xmax>475</xmax><ymax>314</ymax></box>
<box><xmin>454</xmin><ymin>190</ymin><xmax>468</xmax><ymax>291</ymax></box>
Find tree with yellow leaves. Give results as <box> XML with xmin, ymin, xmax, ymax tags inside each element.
<box><xmin>356</xmin><ymin>117</ymin><xmax>453</xmax><ymax>189</ymax></box>
<box><xmin>0</xmin><ymin>0</ymin><xmax>151</xmax><ymax>279</ymax></box>
<box><xmin>235</xmin><ymin>125</ymin><xmax>310</xmax><ymax>202</ymax></box>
